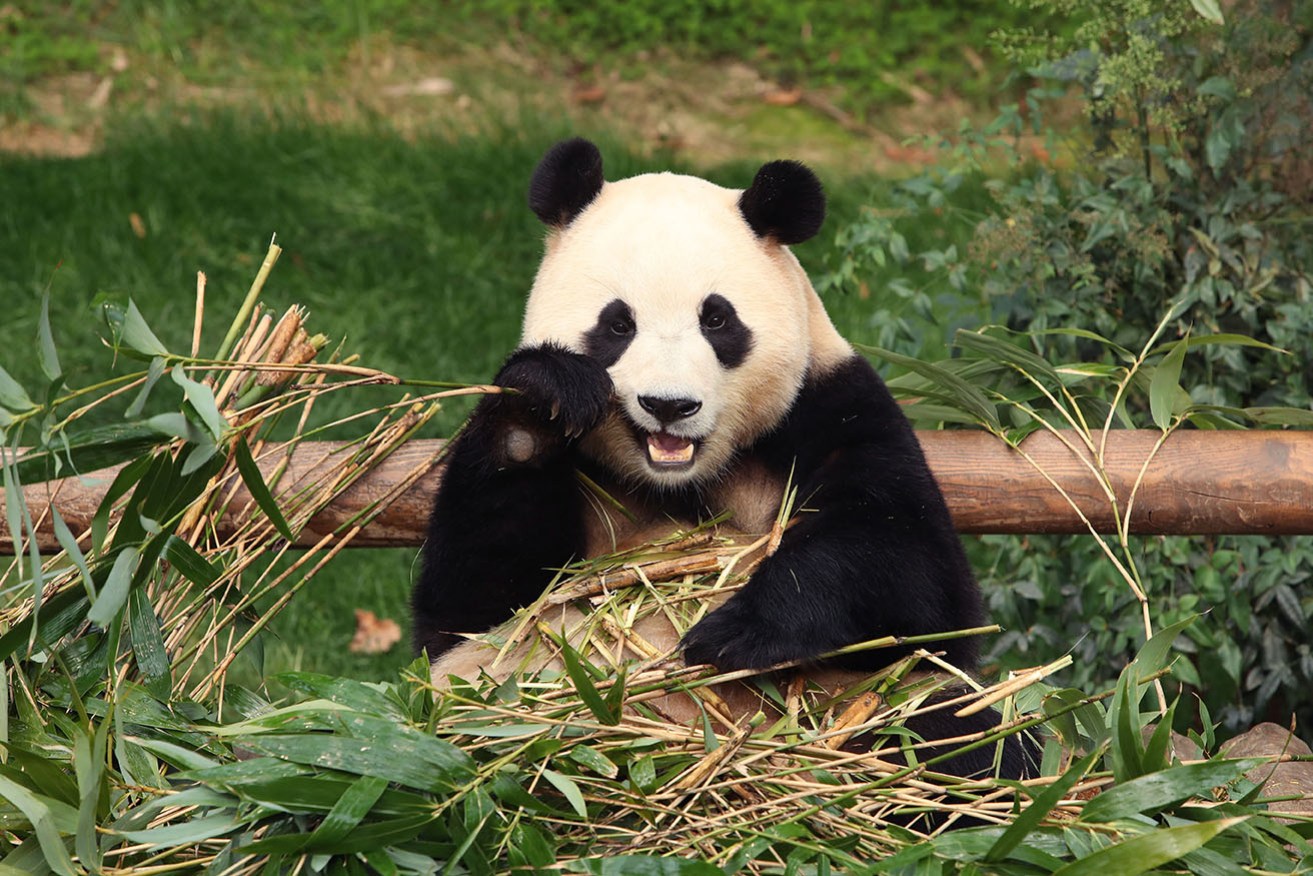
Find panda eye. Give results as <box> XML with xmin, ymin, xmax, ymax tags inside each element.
<box><xmin>610</xmin><ymin>319</ymin><xmax>634</xmax><ymax>336</ymax></box>
<box><xmin>701</xmin><ymin>312</ymin><xmax>726</xmax><ymax>331</ymax></box>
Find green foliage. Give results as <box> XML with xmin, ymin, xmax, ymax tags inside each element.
<box><xmin>824</xmin><ymin>0</ymin><xmax>1313</xmax><ymax>735</ymax></box>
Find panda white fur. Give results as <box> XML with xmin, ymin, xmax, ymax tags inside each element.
<box><xmin>412</xmin><ymin>138</ymin><xmax>1032</xmax><ymax>780</ymax></box>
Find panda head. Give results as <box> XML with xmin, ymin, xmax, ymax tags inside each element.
<box><xmin>521</xmin><ymin>138</ymin><xmax>844</xmax><ymax>488</ymax></box>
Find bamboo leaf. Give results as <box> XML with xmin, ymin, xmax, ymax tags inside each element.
<box><xmin>73</xmin><ymin>720</ymin><xmax>109</xmax><ymax>873</ymax></box>
<box><xmin>857</xmin><ymin>343</ymin><xmax>1000</xmax><ymax>430</ymax></box>
<box><xmin>121</xmin><ymin>299</ymin><xmax>170</xmax><ymax>358</ymax></box>
<box><xmin>542</xmin><ymin>768</ymin><xmax>588</xmax><ymax>818</ymax></box>
<box><xmin>570</xmin><ymin>858</ymin><xmax>726</xmax><ymax>876</ymax></box>
<box><xmin>37</xmin><ymin>290</ymin><xmax>61</xmax><ymax>383</ymax></box>
<box><xmin>1244</xmin><ymin>406</ymin><xmax>1313</xmax><ymax>427</ymax></box>
<box><xmin>955</xmin><ymin>328</ymin><xmax>1060</xmax><ymax>382</ymax></box>
<box><xmin>144</xmin><ymin>412</ymin><xmax>207</xmax><ymax>445</ymax></box>
<box><xmin>126</xmin><ymin>357</ymin><xmax>167</xmax><ymax>419</ymax></box>
<box><xmin>561</xmin><ymin>640</ymin><xmax>619</xmax><ymax>725</ymax></box>
<box><xmin>116</xmin><ymin>814</ymin><xmax>239</xmax><ymax>847</ymax></box>
<box><xmin>92</xmin><ymin>453</ymin><xmax>153</xmax><ymax>553</ymax></box>
<box><xmin>1053</xmin><ymin>817</ymin><xmax>1245</xmax><ymax>876</ymax></box>
<box><xmin>170</xmin><ymin>367</ymin><xmax>226</xmax><ymax>440</ymax></box>
<box><xmin>1149</xmin><ymin>338</ymin><xmax>1189</xmax><ymax>430</ymax></box>
<box><xmin>1134</xmin><ymin>615</ymin><xmax>1197</xmax><ymax>681</ymax></box>
<box><xmin>986</xmin><ymin>751</ymin><xmax>1099</xmax><ymax>862</ymax></box>
<box><xmin>1080</xmin><ymin>759</ymin><xmax>1266</xmax><ymax>823</ymax></box>
<box><xmin>128</xmin><ymin>587</ymin><xmax>172</xmax><ymax>698</ymax></box>
<box><xmin>233</xmin><ymin>435</ymin><xmax>295</xmax><ymax>542</ymax></box>
<box><xmin>0</xmin><ymin>775</ymin><xmax>77</xmax><ymax>876</ymax></box>
<box><xmin>51</xmin><ymin>507</ymin><xmax>95</xmax><ymax>600</ymax></box>
<box><xmin>88</xmin><ymin>548</ymin><xmax>139</xmax><ymax>628</ymax></box>
<box><xmin>568</xmin><ymin>744</ymin><xmax>620</xmax><ymax>779</ymax></box>
<box><xmin>1147</xmin><ymin>333</ymin><xmax>1285</xmax><ymax>357</ymax></box>
<box><xmin>241</xmin><ymin>732</ymin><xmax>465</xmax><ymax>792</ymax></box>
<box><xmin>162</xmin><ymin>535</ymin><xmax>221</xmax><ymax>587</ymax></box>
<box><xmin>15</xmin><ymin>423</ymin><xmax>160</xmax><ymax>484</ymax></box>
<box><xmin>307</xmin><ymin>775</ymin><xmax>389</xmax><ymax>845</ymax></box>
<box><xmin>0</xmin><ymin>365</ymin><xmax>35</xmax><ymax>413</ymax></box>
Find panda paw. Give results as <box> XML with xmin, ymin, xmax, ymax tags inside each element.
<box><xmin>488</xmin><ymin>344</ymin><xmax>612</xmax><ymax>465</ymax></box>
<box><xmin>680</xmin><ymin>598</ymin><xmax>805</xmax><ymax>672</ymax></box>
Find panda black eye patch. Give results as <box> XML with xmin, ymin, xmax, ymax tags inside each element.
<box><xmin>583</xmin><ymin>298</ymin><xmax>636</xmax><ymax>366</ymax></box>
<box><xmin>700</xmin><ymin>293</ymin><xmax>752</xmax><ymax>368</ymax></box>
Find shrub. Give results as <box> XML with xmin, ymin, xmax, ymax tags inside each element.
<box><xmin>822</xmin><ymin>0</ymin><xmax>1313</xmax><ymax>734</ymax></box>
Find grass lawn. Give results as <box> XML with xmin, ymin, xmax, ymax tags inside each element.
<box><xmin>1</xmin><ymin>108</ymin><xmax>985</xmax><ymax>681</ymax></box>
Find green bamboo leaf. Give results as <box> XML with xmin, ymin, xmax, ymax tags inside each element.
<box><xmin>233</xmin><ymin>435</ymin><xmax>295</xmax><ymax>542</ymax></box>
<box><xmin>50</xmin><ymin>507</ymin><xmax>95</xmax><ymax>600</ymax></box>
<box><xmin>88</xmin><ymin>548</ymin><xmax>139</xmax><ymax>628</ymax></box>
<box><xmin>1149</xmin><ymin>338</ymin><xmax>1190</xmax><ymax>430</ymax></box>
<box><xmin>126</xmin><ymin>357</ymin><xmax>168</xmax><ymax>419</ymax></box>
<box><xmin>37</xmin><ymin>290</ymin><xmax>61</xmax><ymax>383</ymax></box>
<box><xmin>568</xmin><ymin>744</ymin><xmax>620</xmax><ymax>779</ymax></box>
<box><xmin>1134</xmin><ymin>615</ymin><xmax>1197</xmax><ymax>680</ymax></box>
<box><xmin>511</xmin><ymin>822</ymin><xmax>556</xmax><ymax>867</ymax></box>
<box><xmin>986</xmin><ymin>751</ymin><xmax>1099</xmax><ymax>862</ymax></box>
<box><xmin>561</xmin><ymin>640</ymin><xmax>619</xmax><ymax>725</ymax></box>
<box><xmin>121</xmin><ymin>299</ymin><xmax>169</xmax><ymax>358</ymax></box>
<box><xmin>1188</xmin><ymin>0</ymin><xmax>1225</xmax><ymax>24</ymax></box>
<box><xmin>128</xmin><ymin>587</ymin><xmax>172</xmax><ymax>698</ymax></box>
<box><xmin>1053</xmin><ymin>817</ymin><xmax>1245</xmax><ymax>876</ymax></box>
<box><xmin>242</xmin><ymin>733</ymin><xmax>463</xmax><ymax>792</ymax></box>
<box><xmin>603</xmin><ymin>665</ymin><xmax>628</xmax><ymax>725</ymax></box>
<box><xmin>170</xmin><ymin>367</ymin><xmax>226</xmax><ymax>440</ymax></box>
<box><xmin>1244</xmin><ymin>407</ymin><xmax>1313</xmax><ymax>427</ymax></box>
<box><xmin>129</xmin><ymin>737</ymin><xmax>220</xmax><ymax>771</ymax></box>
<box><xmin>15</xmin><ymin>424</ymin><xmax>160</xmax><ymax>485</ymax></box>
<box><xmin>570</xmin><ymin>858</ymin><xmax>727</xmax><ymax>876</ymax></box>
<box><xmin>1109</xmin><ymin>671</ymin><xmax>1145</xmax><ymax>783</ymax></box>
<box><xmin>163</xmin><ymin>535</ymin><xmax>221</xmax><ymax>587</ymax></box>
<box><xmin>542</xmin><ymin>768</ymin><xmax>588</xmax><ymax>818</ymax></box>
<box><xmin>1081</xmin><ymin>758</ymin><xmax>1266</xmax><ymax>823</ymax></box>
<box><xmin>92</xmin><ymin>453</ymin><xmax>153</xmax><ymax>553</ymax></box>
<box><xmin>144</xmin><ymin>412</ymin><xmax>207</xmax><ymax>444</ymax></box>
<box><xmin>955</xmin><ymin>328</ymin><xmax>1060</xmax><ymax>382</ymax></box>
<box><xmin>0</xmin><ymin>775</ymin><xmax>77</xmax><ymax>875</ymax></box>
<box><xmin>274</xmin><ymin>672</ymin><xmax>406</xmax><ymax>720</ymax></box>
<box><xmin>242</xmin><ymin>813</ymin><xmax>436</xmax><ymax>856</ymax></box>
<box><xmin>116</xmin><ymin>814</ymin><xmax>239</xmax><ymax>846</ymax></box>
<box><xmin>1147</xmin><ymin>333</ymin><xmax>1286</xmax><ymax>357</ymax></box>
<box><xmin>306</xmin><ymin>775</ymin><xmax>389</xmax><ymax>845</ymax></box>
<box><xmin>0</xmin><ymin>365</ymin><xmax>35</xmax><ymax>413</ymax></box>
<box><xmin>73</xmin><ymin>720</ymin><xmax>109</xmax><ymax>873</ymax></box>
<box><xmin>857</xmin><ymin>343</ymin><xmax>1000</xmax><ymax>430</ymax></box>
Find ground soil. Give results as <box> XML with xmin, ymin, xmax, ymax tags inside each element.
<box><xmin>1</xmin><ymin>36</ymin><xmax>1005</xmax><ymax>172</ymax></box>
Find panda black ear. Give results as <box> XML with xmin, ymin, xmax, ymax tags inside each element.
<box><xmin>738</xmin><ymin>160</ymin><xmax>826</xmax><ymax>245</ymax></box>
<box><xmin>528</xmin><ymin>138</ymin><xmax>605</xmax><ymax>227</ymax></box>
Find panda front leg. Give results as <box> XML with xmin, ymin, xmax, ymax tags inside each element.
<box><xmin>411</xmin><ymin>343</ymin><xmax>612</xmax><ymax>659</ymax></box>
<box><xmin>681</xmin><ymin>354</ymin><xmax>986</xmax><ymax>673</ymax></box>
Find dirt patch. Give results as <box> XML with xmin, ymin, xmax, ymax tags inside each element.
<box><xmin>1</xmin><ymin>36</ymin><xmax>1002</xmax><ymax>173</ymax></box>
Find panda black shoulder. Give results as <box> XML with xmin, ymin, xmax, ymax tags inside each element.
<box><xmin>752</xmin><ymin>354</ymin><xmax>919</xmax><ymax>473</ymax></box>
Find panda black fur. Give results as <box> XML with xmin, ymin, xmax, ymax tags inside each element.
<box><xmin>413</xmin><ymin>138</ymin><xmax>1033</xmax><ymax>782</ymax></box>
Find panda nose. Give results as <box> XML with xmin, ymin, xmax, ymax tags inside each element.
<box><xmin>638</xmin><ymin>395</ymin><xmax>702</xmax><ymax>424</ymax></box>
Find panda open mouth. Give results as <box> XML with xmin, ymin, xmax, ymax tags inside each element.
<box><xmin>645</xmin><ymin>432</ymin><xmax>697</xmax><ymax>468</ymax></box>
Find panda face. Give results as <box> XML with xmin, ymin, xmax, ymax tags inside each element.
<box><xmin>522</xmin><ymin>172</ymin><xmax>816</xmax><ymax>487</ymax></box>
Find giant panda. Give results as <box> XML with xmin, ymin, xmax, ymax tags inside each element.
<box><xmin>412</xmin><ymin>138</ymin><xmax>1033</xmax><ymax>782</ymax></box>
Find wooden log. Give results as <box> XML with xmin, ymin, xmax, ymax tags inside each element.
<box><xmin>1</xmin><ymin>430</ymin><xmax>1311</xmax><ymax>554</ymax></box>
